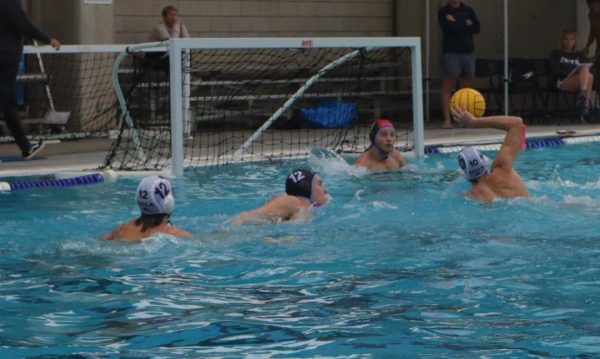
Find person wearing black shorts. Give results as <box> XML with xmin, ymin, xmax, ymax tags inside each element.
<box><xmin>438</xmin><ymin>0</ymin><xmax>480</xmax><ymax>129</ymax></box>
<box><xmin>0</xmin><ymin>0</ymin><xmax>60</xmax><ymax>159</ymax></box>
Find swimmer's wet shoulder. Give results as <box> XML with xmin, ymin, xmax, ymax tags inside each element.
<box><xmin>105</xmin><ymin>176</ymin><xmax>191</xmax><ymax>241</ymax></box>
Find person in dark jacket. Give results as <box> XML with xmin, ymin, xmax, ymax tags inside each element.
<box><xmin>548</xmin><ymin>30</ymin><xmax>594</xmax><ymax>123</ymax></box>
<box><xmin>438</xmin><ymin>0</ymin><xmax>480</xmax><ymax>129</ymax></box>
<box><xmin>0</xmin><ymin>0</ymin><xmax>60</xmax><ymax>160</ymax></box>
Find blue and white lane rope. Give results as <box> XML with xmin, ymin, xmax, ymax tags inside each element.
<box><xmin>0</xmin><ymin>170</ymin><xmax>117</xmax><ymax>192</ymax></box>
<box><xmin>425</xmin><ymin>135</ymin><xmax>600</xmax><ymax>154</ymax></box>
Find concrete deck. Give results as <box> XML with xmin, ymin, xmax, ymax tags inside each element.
<box><xmin>2</xmin><ymin>124</ymin><xmax>600</xmax><ymax>177</ymax></box>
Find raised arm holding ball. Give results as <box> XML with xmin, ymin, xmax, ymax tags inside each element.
<box><xmin>451</xmin><ymin>105</ymin><xmax>529</xmax><ymax>202</ymax></box>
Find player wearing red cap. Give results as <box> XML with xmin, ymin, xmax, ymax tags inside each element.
<box><xmin>354</xmin><ymin>119</ymin><xmax>406</xmax><ymax>170</ymax></box>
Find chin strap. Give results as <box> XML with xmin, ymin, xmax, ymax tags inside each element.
<box><xmin>369</xmin><ymin>144</ymin><xmax>390</xmax><ymax>160</ymax></box>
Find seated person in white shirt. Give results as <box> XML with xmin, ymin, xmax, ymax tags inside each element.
<box><xmin>146</xmin><ymin>5</ymin><xmax>190</xmax><ymax>70</ymax></box>
<box><xmin>149</xmin><ymin>5</ymin><xmax>190</xmax><ymax>41</ymax></box>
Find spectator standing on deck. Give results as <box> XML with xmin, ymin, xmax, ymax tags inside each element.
<box><xmin>438</xmin><ymin>0</ymin><xmax>480</xmax><ymax>129</ymax></box>
<box><xmin>0</xmin><ymin>0</ymin><xmax>60</xmax><ymax>160</ymax></box>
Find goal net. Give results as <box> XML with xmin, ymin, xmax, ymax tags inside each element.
<box><xmin>104</xmin><ymin>38</ymin><xmax>424</xmax><ymax>174</ymax></box>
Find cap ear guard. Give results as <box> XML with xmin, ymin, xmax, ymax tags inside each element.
<box><xmin>309</xmin><ymin>174</ymin><xmax>318</xmax><ymax>204</ymax></box>
<box><xmin>163</xmin><ymin>193</ymin><xmax>174</xmax><ymax>215</ymax></box>
<box><xmin>369</xmin><ymin>122</ymin><xmax>378</xmax><ymax>143</ymax></box>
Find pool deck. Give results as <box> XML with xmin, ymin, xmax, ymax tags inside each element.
<box><xmin>1</xmin><ymin>123</ymin><xmax>600</xmax><ymax>177</ymax></box>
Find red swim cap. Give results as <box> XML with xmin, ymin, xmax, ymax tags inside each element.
<box><xmin>369</xmin><ymin>119</ymin><xmax>395</xmax><ymax>143</ymax></box>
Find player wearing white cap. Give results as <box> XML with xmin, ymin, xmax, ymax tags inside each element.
<box><xmin>452</xmin><ymin>105</ymin><xmax>529</xmax><ymax>202</ymax></box>
<box><xmin>105</xmin><ymin>176</ymin><xmax>191</xmax><ymax>241</ymax></box>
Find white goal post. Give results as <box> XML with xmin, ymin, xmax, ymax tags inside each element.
<box><xmin>167</xmin><ymin>37</ymin><xmax>425</xmax><ymax>177</ymax></box>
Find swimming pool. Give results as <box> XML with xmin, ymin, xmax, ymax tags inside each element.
<box><xmin>2</xmin><ymin>141</ymin><xmax>600</xmax><ymax>357</ymax></box>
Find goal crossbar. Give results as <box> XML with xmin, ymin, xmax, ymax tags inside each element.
<box><xmin>167</xmin><ymin>37</ymin><xmax>425</xmax><ymax>176</ymax></box>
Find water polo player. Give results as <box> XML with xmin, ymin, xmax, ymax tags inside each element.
<box><xmin>452</xmin><ymin>105</ymin><xmax>529</xmax><ymax>202</ymax></box>
<box><xmin>232</xmin><ymin>169</ymin><xmax>328</xmax><ymax>225</ymax></box>
<box><xmin>354</xmin><ymin>118</ymin><xmax>406</xmax><ymax>170</ymax></box>
<box><xmin>105</xmin><ymin>175</ymin><xmax>191</xmax><ymax>240</ymax></box>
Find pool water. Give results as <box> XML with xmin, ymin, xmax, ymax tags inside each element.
<box><xmin>2</xmin><ymin>142</ymin><xmax>600</xmax><ymax>357</ymax></box>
